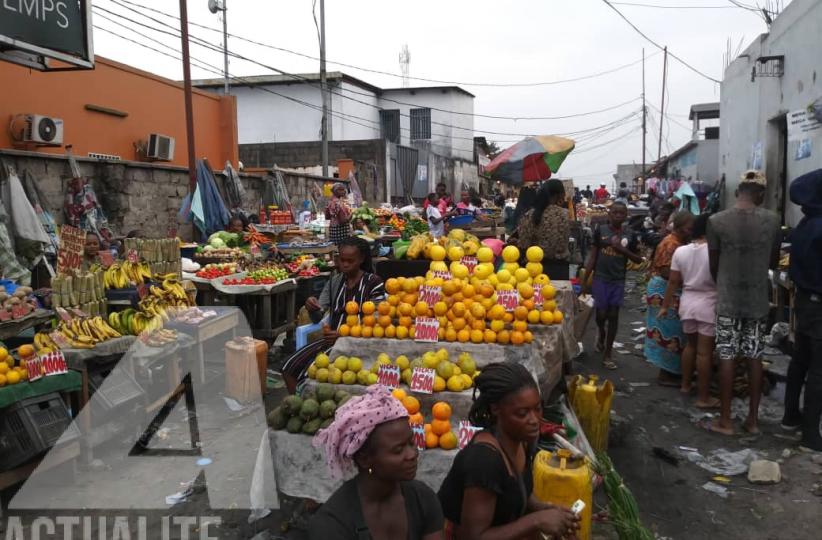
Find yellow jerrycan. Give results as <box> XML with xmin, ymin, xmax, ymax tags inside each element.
<box><xmin>533</xmin><ymin>449</ymin><xmax>593</xmax><ymax>540</ymax></box>
<box><xmin>569</xmin><ymin>375</ymin><xmax>614</xmax><ymax>453</ymax></box>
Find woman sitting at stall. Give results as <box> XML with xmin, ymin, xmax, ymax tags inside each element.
<box><xmin>438</xmin><ymin>363</ymin><xmax>579</xmax><ymax>540</ymax></box>
<box><xmin>644</xmin><ymin>210</ymin><xmax>694</xmax><ymax>387</ymax></box>
<box><xmin>283</xmin><ymin>236</ymin><xmax>385</xmax><ymax>390</ymax></box>
<box><xmin>515</xmin><ymin>180</ymin><xmax>571</xmax><ymax>280</ymax></box>
<box><xmin>309</xmin><ymin>385</ymin><xmax>443</xmax><ymax>539</ymax></box>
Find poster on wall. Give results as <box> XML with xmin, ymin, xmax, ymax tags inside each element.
<box><xmin>795</xmin><ymin>139</ymin><xmax>812</xmax><ymax>161</ymax></box>
<box><xmin>788</xmin><ymin>108</ymin><xmax>822</xmax><ymax>142</ymax></box>
<box><xmin>750</xmin><ymin>142</ymin><xmax>763</xmax><ymax>170</ymax></box>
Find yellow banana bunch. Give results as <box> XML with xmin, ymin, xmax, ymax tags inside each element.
<box><xmin>104</xmin><ymin>261</ymin><xmax>153</xmax><ymax>289</ymax></box>
<box><xmin>57</xmin><ymin>316</ymin><xmax>122</xmax><ymax>348</ymax></box>
<box><xmin>34</xmin><ymin>331</ymin><xmax>58</xmax><ymax>353</ymax></box>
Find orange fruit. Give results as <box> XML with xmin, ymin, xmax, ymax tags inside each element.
<box><xmin>484</xmin><ymin>329</ymin><xmax>497</xmax><ymax>343</ymax></box>
<box><xmin>18</xmin><ymin>344</ymin><xmax>35</xmax><ymax>358</ymax></box>
<box><xmin>346</xmin><ymin>314</ymin><xmax>360</xmax><ymax>327</ymax></box>
<box><xmin>542</xmin><ymin>300</ymin><xmax>558</xmax><ymax>312</ymax></box>
<box><xmin>453</xmin><ymin>292</ymin><xmax>464</xmax><ymax>303</ymax></box>
<box><xmin>439</xmin><ymin>431</ymin><xmax>458</xmax><ymax>450</ymax></box>
<box><xmin>409</xmin><ymin>326</ymin><xmax>416</xmax><ymax>339</ymax></box>
<box><xmin>350</xmin><ymin>325</ymin><xmax>362</xmax><ymax>337</ymax></box>
<box><xmin>513</xmin><ymin>306</ymin><xmax>529</xmax><ymax>321</ymax></box>
<box><xmin>387</xmin><ymin>294</ymin><xmax>400</xmax><ymax>306</ymax></box>
<box><xmin>453</xmin><ymin>317</ymin><xmax>467</xmax><ymax>331</ymax></box>
<box><xmin>377</xmin><ymin>301</ymin><xmax>392</xmax><ymax>315</ymax></box>
<box><xmin>403</xmin><ymin>278</ymin><xmax>419</xmax><ymax>293</ymax></box>
<box><xmin>385</xmin><ymin>325</ymin><xmax>397</xmax><ymax>338</ymax></box>
<box><xmin>392</xmin><ymin>388</ymin><xmax>408</xmax><ymax>400</ymax></box>
<box><xmin>385</xmin><ymin>278</ymin><xmax>401</xmax><ymax>294</ymax></box>
<box><xmin>479</xmin><ymin>283</ymin><xmax>495</xmax><ymax>298</ymax></box>
<box><xmin>396</xmin><ymin>326</ymin><xmax>409</xmax><ymax>339</ymax></box>
<box><xmin>432</xmin><ymin>402</ymin><xmax>452</xmax><ymax>420</ymax></box>
<box><xmin>361</xmin><ymin>326</ymin><xmax>373</xmax><ymax>338</ymax></box>
<box><xmin>527</xmin><ymin>310</ymin><xmax>541</xmax><ymax>324</ymax></box>
<box><xmin>402</xmin><ymin>395</ymin><xmax>421</xmax><ymax>414</ymax></box>
<box><xmin>338</xmin><ymin>324</ymin><xmax>351</xmax><ymax>337</ymax></box>
<box><xmin>345</xmin><ymin>301</ymin><xmax>359</xmax><ymax>315</ymax></box>
<box><xmin>512</xmin><ymin>320</ymin><xmax>528</xmax><ymax>333</ymax></box>
<box><xmin>415</xmin><ymin>301</ymin><xmax>430</xmax><ymax>317</ymax></box>
<box><xmin>463</xmin><ymin>297</ymin><xmax>474</xmax><ymax>310</ymax></box>
<box><xmin>433</xmin><ymin>301</ymin><xmax>448</xmax><ymax>316</ymax></box>
<box><xmin>471</xmin><ymin>319</ymin><xmax>486</xmax><ymax>332</ymax></box>
<box><xmin>470</xmin><ymin>303</ymin><xmax>486</xmax><ymax>320</ymax></box>
<box><xmin>445</xmin><ymin>327</ymin><xmax>457</xmax><ymax>342</ymax></box>
<box><xmin>378</xmin><ymin>315</ymin><xmax>392</xmax><ymax>327</ymax></box>
<box><xmin>462</xmin><ymin>284</ymin><xmax>476</xmax><ymax>298</ymax></box>
<box><xmin>372</xmin><ymin>326</ymin><xmax>385</xmax><ymax>338</ymax></box>
<box><xmin>408</xmin><ymin>412</ymin><xmax>424</xmax><ymax>425</ymax></box>
<box><xmin>510</xmin><ymin>330</ymin><xmax>525</xmax><ymax>345</ymax></box>
<box><xmin>490</xmin><ymin>319</ymin><xmax>505</xmax><ymax>333</ymax></box>
<box><xmin>399</xmin><ymin>316</ymin><xmax>413</xmax><ymax>328</ymax></box>
<box><xmin>518</xmin><ymin>283</ymin><xmax>534</xmax><ymax>300</ymax></box>
<box><xmin>442</xmin><ymin>281</ymin><xmax>457</xmax><ymax>296</ymax></box>
<box><xmin>425</xmin><ymin>431</ymin><xmax>440</xmax><ymax>449</ymax></box>
<box><xmin>362</xmin><ymin>315</ymin><xmax>376</xmax><ymax>327</ymax></box>
<box><xmin>361</xmin><ymin>301</ymin><xmax>376</xmax><ymax>315</ymax></box>
<box><xmin>398</xmin><ymin>303</ymin><xmax>413</xmax><ymax>317</ymax></box>
<box><xmin>457</xmin><ymin>329</ymin><xmax>471</xmax><ymax>343</ymax></box>
<box><xmin>438</xmin><ymin>327</ymin><xmax>446</xmax><ymax>340</ymax></box>
<box><xmin>452</xmin><ymin>302</ymin><xmax>467</xmax><ymax>317</ymax></box>
<box><xmin>424</xmin><ymin>423</ymin><xmax>432</xmax><ymax>433</ymax></box>
<box><xmin>521</xmin><ymin>299</ymin><xmax>535</xmax><ymax>311</ymax></box>
<box><xmin>488</xmin><ymin>304</ymin><xmax>506</xmax><ymax>320</ymax></box>
<box><xmin>540</xmin><ymin>310</ymin><xmax>554</xmax><ymax>325</ymax></box>
<box><xmin>431</xmin><ymin>419</ymin><xmax>451</xmax><ymax>436</ymax></box>
<box><xmin>470</xmin><ymin>329</ymin><xmax>484</xmax><ymax>344</ymax></box>
<box><xmin>553</xmin><ymin>310</ymin><xmax>564</xmax><ymax>323</ymax></box>
<box><xmin>497</xmin><ymin>329</ymin><xmax>511</xmax><ymax>344</ymax></box>
<box><xmin>503</xmin><ymin>313</ymin><xmax>514</xmax><ymax>323</ymax></box>
<box><xmin>524</xmin><ymin>330</ymin><xmax>534</xmax><ymax>343</ymax></box>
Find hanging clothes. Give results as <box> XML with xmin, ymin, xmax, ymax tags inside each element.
<box><xmin>222</xmin><ymin>161</ymin><xmax>246</xmax><ymax>211</ymax></box>
<box><xmin>178</xmin><ymin>160</ymin><xmax>231</xmax><ymax>236</ymax></box>
<box><xmin>22</xmin><ymin>170</ymin><xmax>59</xmax><ymax>256</ymax></box>
<box><xmin>674</xmin><ymin>181</ymin><xmax>701</xmax><ymax>215</ymax></box>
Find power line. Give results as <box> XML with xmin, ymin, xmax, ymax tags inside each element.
<box><xmin>108</xmin><ymin>0</ymin><xmax>660</xmax><ymax>89</ymax></box>
<box><xmin>599</xmin><ymin>0</ymin><xmax>722</xmax><ymax>84</ymax></box>
<box><xmin>96</xmin><ymin>4</ymin><xmax>645</xmax><ymax>142</ymax></box>
<box><xmin>612</xmin><ymin>1</ymin><xmax>737</xmax><ymax>8</ymax></box>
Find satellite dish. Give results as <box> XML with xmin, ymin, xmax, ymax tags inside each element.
<box><xmin>208</xmin><ymin>0</ymin><xmax>224</xmax><ymax>14</ymax></box>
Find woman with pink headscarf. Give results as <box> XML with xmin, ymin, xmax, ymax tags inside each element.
<box><xmin>309</xmin><ymin>386</ymin><xmax>444</xmax><ymax>539</ymax></box>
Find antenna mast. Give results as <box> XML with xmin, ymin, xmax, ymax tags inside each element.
<box><xmin>399</xmin><ymin>44</ymin><xmax>411</xmax><ymax>88</ymax></box>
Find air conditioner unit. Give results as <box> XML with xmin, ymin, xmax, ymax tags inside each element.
<box><xmin>146</xmin><ymin>133</ymin><xmax>175</xmax><ymax>161</ymax></box>
<box><xmin>17</xmin><ymin>114</ymin><xmax>64</xmax><ymax>145</ymax></box>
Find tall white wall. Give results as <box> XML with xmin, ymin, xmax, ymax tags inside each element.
<box><xmin>720</xmin><ymin>0</ymin><xmax>822</xmax><ymax>226</ymax></box>
<box><xmin>331</xmin><ymin>81</ymin><xmax>381</xmax><ymax>141</ymax></box>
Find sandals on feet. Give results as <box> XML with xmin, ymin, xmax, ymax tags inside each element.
<box><xmin>602</xmin><ymin>360</ymin><xmax>618</xmax><ymax>370</ymax></box>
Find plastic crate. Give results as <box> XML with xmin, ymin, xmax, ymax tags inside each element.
<box><xmin>89</xmin><ymin>368</ymin><xmax>145</xmax><ymax>411</ymax></box>
<box><xmin>0</xmin><ymin>393</ymin><xmax>79</xmax><ymax>471</ymax></box>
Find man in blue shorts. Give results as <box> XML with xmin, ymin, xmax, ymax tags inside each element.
<box><xmin>583</xmin><ymin>201</ymin><xmax>643</xmax><ymax>369</ymax></box>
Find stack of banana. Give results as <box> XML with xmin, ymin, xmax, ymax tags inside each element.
<box><xmin>56</xmin><ymin>316</ymin><xmax>122</xmax><ymax>349</ymax></box>
<box><xmin>108</xmin><ymin>309</ymin><xmax>164</xmax><ymax>336</ymax></box>
<box><xmin>107</xmin><ymin>276</ymin><xmax>192</xmax><ymax>336</ymax></box>
<box><xmin>34</xmin><ymin>331</ymin><xmax>59</xmax><ymax>353</ymax></box>
<box><xmin>103</xmin><ymin>261</ymin><xmax>153</xmax><ymax>289</ymax></box>
<box><xmin>52</xmin><ymin>270</ymin><xmax>107</xmax><ymax>315</ymax></box>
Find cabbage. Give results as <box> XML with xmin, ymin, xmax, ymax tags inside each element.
<box><xmin>209</xmin><ymin>238</ymin><xmax>226</xmax><ymax>249</ymax></box>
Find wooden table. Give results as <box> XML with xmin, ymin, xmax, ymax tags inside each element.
<box><xmin>168</xmin><ymin>309</ymin><xmax>241</xmax><ymax>382</ymax></box>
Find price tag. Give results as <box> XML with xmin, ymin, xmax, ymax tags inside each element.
<box><xmin>414</xmin><ymin>317</ymin><xmax>440</xmax><ymax>343</ymax></box>
<box><xmin>39</xmin><ymin>350</ymin><xmax>68</xmax><ymax>377</ymax></box>
<box><xmin>497</xmin><ymin>289</ymin><xmax>519</xmax><ymax>312</ymax></box>
<box><xmin>533</xmin><ymin>284</ymin><xmax>544</xmax><ymax>305</ymax></box>
<box><xmin>432</xmin><ymin>270</ymin><xmax>452</xmax><ymax>281</ymax></box>
<box><xmin>26</xmin><ymin>356</ymin><xmax>44</xmax><ymax>382</ymax></box>
<box><xmin>137</xmin><ymin>284</ymin><xmax>148</xmax><ymax>300</ymax></box>
<box><xmin>126</xmin><ymin>249</ymin><xmax>139</xmax><ymax>264</ymax></box>
<box><xmin>458</xmin><ymin>420</ymin><xmax>482</xmax><ymax>449</ymax></box>
<box><xmin>99</xmin><ymin>250</ymin><xmax>115</xmax><ymax>268</ymax></box>
<box><xmin>49</xmin><ymin>331</ymin><xmax>71</xmax><ymax>349</ymax></box>
<box><xmin>460</xmin><ymin>256</ymin><xmax>478</xmax><ymax>274</ymax></box>
<box><xmin>56</xmin><ymin>224</ymin><xmax>85</xmax><ymax>274</ymax></box>
<box><xmin>409</xmin><ymin>367</ymin><xmax>436</xmax><ymax>394</ymax></box>
<box><xmin>377</xmin><ymin>364</ymin><xmax>401</xmax><ymax>389</ymax></box>
<box><xmin>411</xmin><ymin>423</ymin><xmax>426</xmax><ymax>451</ymax></box>
<box><xmin>418</xmin><ymin>285</ymin><xmax>442</xmax><ymax>306</ymax></box>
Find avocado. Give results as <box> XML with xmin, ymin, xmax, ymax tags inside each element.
<box><xmin>302</xmin><ymin>418</ymin><xmax>322</xmax><ymax>435</ymax></box>
<box><xmin>316</xmin><ymin>383</ymin><xmax>335</xmax><ymax>403</ymax></box>
<box><xmin>286</xmin><ymin>417</ymin><xmax>304</xmax><ymax>434</ymax></box>
<box><xmin>299</xmin><ymin>399</ymin><xmax>320</xmax><ymax>421</ymax></box>
<box><xmin>282</xmin><ymin>395</ymin><xmax>304</xmax><ymax>416</ymax></box>
<box><xmin>319</xmin><ymin>400</ymin><xmax>337</xmax><ymax>419</ymax></box>
<box><xmin>334</xmin><ymin>390</ymin><xmax>350</xmax><ymax>404</ymax></box>
<box><xmin>267</xmin><ymin>406</ymin><xmax>287</xmax><ymax>430</ymax></box>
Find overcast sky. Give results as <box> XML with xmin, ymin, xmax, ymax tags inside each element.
<box><xmin>92</xmin><ymin>0</ymin><xmax>778</xmax><ymax>187</ymax></box>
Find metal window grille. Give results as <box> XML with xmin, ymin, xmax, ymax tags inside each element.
<box><xmin>380</xmin><ymin>109</ymin><xmax>400</xmax><ymax>143</ymax></box>
<box><xmin>410</xmin><ymin>108</ymin><xmax>431</xmax><ymax>140</ymax></box>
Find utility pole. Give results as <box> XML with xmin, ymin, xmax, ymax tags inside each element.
<box><xmin>179</xmin><ymin>0</ymin><xmax>197</xmax><ymax>193</ymax></box>
<box><xmin>319</xmin><ymin>0</ymin><xmax>329</xmax><ymax>177</ymax></box>
<box><xmin>658</xmin><ymin>46</ymin><xmax>668</xmax><ymax>165</ymax></box>
<box><xmin>641</xmin><ymin>48</ymin><xmax>646</xmax><ymax>189</ymax></box>
<box><xmin>222</xmin><ymin>1</ymin><xmax>229</xmax><ymax>95</ymax></box>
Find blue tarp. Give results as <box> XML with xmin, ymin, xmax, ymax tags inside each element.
<box><xmin>674</xmin><ymin>181</ymin><xmax>701</xmax><ymax>215</ymax></box>
<box><xmin>178</xmin><ymin>160</ymin><xmax>230</xmax><ymax>236</ymax></box>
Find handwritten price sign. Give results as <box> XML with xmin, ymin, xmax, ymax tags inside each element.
<box><xmin>432</xmin><ymin>270</ymin><xmax>452</xmax><ymax>281</ymax></box>
<box><xmin>458</xmin><ymin>420</ymin><xmax>482</xmax><ymax>449</ymax></box>
<box><xmin>126</xmin><ymin>249</ymin><xmax>139</xmax><ymax>264</ymax></box>
<box><xmin>414</xmin><ymin>317</ymin><xmax>440</xmax><ymax>343</ymax></box>
<box><xmin>497</xmin><ymin>289</ymin><xmax>519</xmax><ymax>312</ymax></box>
<box><xmin>27</xmin><ymin>350</ymin><xmax>68</xmax><ymax>382</ymax></box>
<box><xmin>533</xmin><ymin>284</ymin><xmax>544</xmax><ymax>305</ymax></box>
<box><xmin>57</xmin><ymin>224</ymin><xmax>85</xmax><ymax>273</ymax></box>
<box><xmin>412</xmin><ymin>423</ymin><xmax>426</xmax><ymax>451</ymax></box>
<box><xmin>377</xmin><ymin>365</ymin><xmax>401</xmax><ymax>389</ymax></box>
<box><xmin>418</xmin><ymin>286</ymin><xmax>442</xmax><ymax>306</ymax></box>
<box><xmin>409</xmin><ymin>367</ymin><xmax>436</xmax><ymax>394</ymax></box>
<box><xmin>460</xmin><ymin>256</ymin><xmax>478</xmax><ymax>274</ymax></box>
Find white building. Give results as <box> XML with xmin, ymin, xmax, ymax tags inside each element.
<box><xmin>665</xmin><ymin>103</ymin><xmax>720</xmax><ymax>184</ymax></box>
<box><xmin>719</xmin><ymin>0</ymin><xmax>822</xmax><ymax>226</ymax></box>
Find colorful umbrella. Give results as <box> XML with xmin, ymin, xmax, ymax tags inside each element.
<box><xmin>485</xmin><ymin>135</ymin><xmax>575</xmax><ymax>185</ymax></box>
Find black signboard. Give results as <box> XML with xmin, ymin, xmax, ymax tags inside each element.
<box><xmin>0</xmin><ymin>0</ymin><xmax>92</xmax><ymax>68</ymax></box>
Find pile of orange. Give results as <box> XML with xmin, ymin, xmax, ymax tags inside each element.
<box><xmin>424</xmin><ymin>401</ymin><xmax>457</xmax><ymax>450</ymax></box>
<box><xmin>392</xmin><ymin>388</ymin><xmax>424</xmax><ymax>425</ymax></box>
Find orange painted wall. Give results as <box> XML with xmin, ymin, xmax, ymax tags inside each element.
<box><xmin>0</xmin><ymin>56</ymin><xmax>237</xmax><ymax>167</ymax></box>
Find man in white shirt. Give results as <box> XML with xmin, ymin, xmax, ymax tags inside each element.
<box><xmin>426</xmin><ymin>193</ymin><xmax>455</xmax><ymax>238</ymax></box>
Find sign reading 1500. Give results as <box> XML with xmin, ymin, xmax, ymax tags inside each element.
<box><xmin>0</xmin><ymin>0</ymin><xmax>91</xmax><ymax>66</ymax></box>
